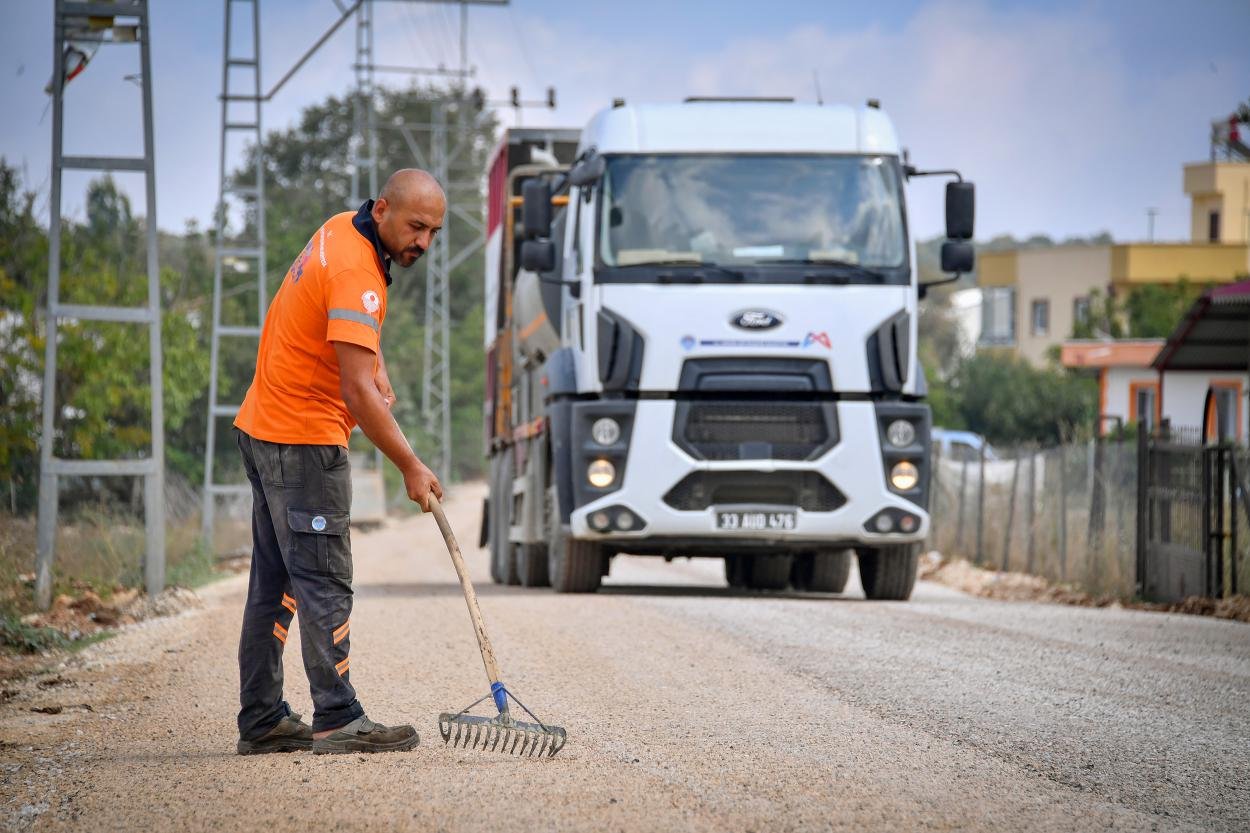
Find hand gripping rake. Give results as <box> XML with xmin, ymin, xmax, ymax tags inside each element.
<box><xmin>428</xmin><ymin>495</ymin><xmax>567</xmax><ymax>757</ymax></box>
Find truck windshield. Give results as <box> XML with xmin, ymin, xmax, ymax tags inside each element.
<box><xmin>597</xmin><ymin>154</ymin><xmax>907</xmax><ymax>281</ymax></box>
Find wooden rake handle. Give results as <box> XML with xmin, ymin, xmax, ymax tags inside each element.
<box><xmin>428</xmin><ymin>495</ymin><xmax>504</xmax><ymax>689</ymax></box>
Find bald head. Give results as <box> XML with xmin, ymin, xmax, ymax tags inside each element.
<box><xmin>372</xmin><ymin>168</ymin><xmax>446</xmax><ymax>267</ymax></box>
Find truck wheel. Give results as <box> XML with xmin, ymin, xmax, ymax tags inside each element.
<box><xmin>724</xmin><ymin>556</ymin><xmax>748</xmax><ymax>589</ymax></box>
<box><xmin>857</xmin><ymin>544</ymin><xmax>919</xmax><ymax>601</ymax></box>
<box><xmin>490</xmin><ymin>453</ymin><xmax>518</xmax><ymax>586</ymax></box>
<box><xmin>546</xmin><ymin>490</ymin><xmax>601</xmax><ymax>593</ymax></box>
<box><xmin>792</xmin><ymin>549</ymin><xmax>852</xmax><ymax>593</ymax></box>
<box><xmin>746</xmin><ymin>554</ymin><xmax>792</xmax><ymax>590</ymax></box>
<box><xmin>515</xmin><ymin>543</ymin><xmax>550</xmax><ymax>587</ymax></box>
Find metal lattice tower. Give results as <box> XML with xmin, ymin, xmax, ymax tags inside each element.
<box><xmin>201</xmin><ymin>0</ymin><xmax>266</xmax><ymax>545</ymax></box>
<box><xmin>36</xmin><ymin>0</ymin><xmax>165</xmax><ymax>609</ymax></box>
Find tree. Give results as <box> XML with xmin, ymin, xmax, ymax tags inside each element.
<box><xmin>943</xmin><ymin>352</ymin><xmax>1097</xmax><ymax>445</ymax></box>
<box><xmin>0</xmin><ymin>163</ymin><xmax>210</xmax><ymax>512</ymax></box>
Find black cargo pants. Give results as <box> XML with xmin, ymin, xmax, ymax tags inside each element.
<box><xmin>235</xmin><ymin>429</ymin><xmax>365</xmax><ymax>739</ymax></box>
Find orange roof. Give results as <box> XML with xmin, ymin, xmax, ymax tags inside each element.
<box><xmin>1060</xmin><ymin>340</ymin><xmax>1164</xmax><ymax>369</ymax></box>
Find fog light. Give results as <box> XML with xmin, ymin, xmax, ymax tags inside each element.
<box><xmin>898</xmin><ymin>514</ymin><xmax>918</xmax><ymax>533</ymax></box>
<box><xmin>874</xmin><ymin>513</ymin><xmax>894</xmax><ymax>533</ymax></box>
<box><xmin>886</xmin><ymin>419</ymin><xmax>915</xmax><ymax>448</ymax></box>
<box><xmin>614</xmin><ymin>511</ymin><xmax>634</xmax><ymax>531</ymax></box>
<box><xmin>590</xmin><ymin>511</ymin><xmax>611</xmax><ymax>531</ymax></box>
<box><xmin>587</xmin><ymin>458</ymin><xmax>616</xmax><ymax>488</ymax></box>
<box><xmin>890</xmin><ymin>460</ymin><xmax>919</xmax><ymax>491</ymax></box>
<box><xmin>591</xmin><ymin>417</ymin><xmax>621</xmax><ymax>446</ymax></box>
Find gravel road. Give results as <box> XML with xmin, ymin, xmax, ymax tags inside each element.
<box><xmin>3</xmin><ymin>482</ymin><xmax>1248</xmax><ymax>832</ymax></box>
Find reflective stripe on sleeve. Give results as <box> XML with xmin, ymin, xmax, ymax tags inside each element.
<box><xmin>328</xmin><ymin>308</ymin><xmax>380</xmax><ymax>331</ymax></box>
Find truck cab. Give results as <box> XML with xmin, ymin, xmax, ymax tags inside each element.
<box><xmin>482</xmin><ymin>99</ymin><xmax>974</xmax><ymax>599</ymax></box>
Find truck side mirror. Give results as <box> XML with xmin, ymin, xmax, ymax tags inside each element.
<box><xmin>521</xmin><ymin>179</ymin><xmax>552</xmax><ymax>239</ymax></box>
<box><xmin>945</xmin><ymin>181</ymin><xmax>975</xmax><ymax>240</ymax></box>
<box><xmin>568</xmin><ymin>155</ymin><xmax>606</xmax><ymax>187</ymax></box>
<box><xmin>940</xmin><ymin>240</ymin><xmax>974</xmax><ymax>273</ymax></box>
<box><xmin>520</xmin><ymin>239</ymin><xmax>556</xmax><ymax>273</ymax></box>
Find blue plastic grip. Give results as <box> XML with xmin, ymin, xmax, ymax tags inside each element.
<box><xmin>491</xmin><ymin>681</ymin><xmax>508</xmax><ymax>714</ymax></box>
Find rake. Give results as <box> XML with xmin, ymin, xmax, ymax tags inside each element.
<box><xmin>428</xmin><ymin>495</ymin><xmax>567</xmax><ymax>757</ymax></box>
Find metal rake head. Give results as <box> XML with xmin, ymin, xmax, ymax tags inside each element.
<box><xmin>438</xmin><ymin>712</ymin><xmax>567</xmax><ymax>757</ymax></box>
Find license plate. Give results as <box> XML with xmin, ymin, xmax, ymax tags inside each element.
<box><xmin>715</xmin><ymin>510</ymin><xmax>796</xmax><ymax>532</ymax></box>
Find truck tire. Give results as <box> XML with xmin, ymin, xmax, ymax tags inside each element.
<box><xmin>724</xmin><ymin>555</ymin><xmax>748</xmax><ymax>589</ymax></box>
<box><xmin>515</xmin><ymin>543</ymin><xmax>550</xmax><ymax>587</ymax></box>
<box><xmin>546</xmin><ymin>490</ymin><xmax>601</xmax><ymax>593</ymax></box>
<box><xmin>856</xmin><ymin>544</ymin><xmax>919</xmax><ymax>601</ymax></box>
<box><xmin>792</xmin><ymin>549</ymin><xmax>852</xmax><ymax>593</ymax></box>
<box><xmin>490</xmin><ymin>453</ymin><xmax>518</xmax><ymax>586</ymax></box>
<box><xmin>745</xmin><ymin>553</ymin><xmax>792</xmax><ymax>590</ymax></box>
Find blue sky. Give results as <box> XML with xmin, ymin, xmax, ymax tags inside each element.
<box><xmin>1</xmin><ymin>0</ymin><xmax>1247</xmax><ymax>243</ymax></box>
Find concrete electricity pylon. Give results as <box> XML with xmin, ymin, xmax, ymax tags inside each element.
<box><xmin>36</xmin><ymin>0</ymin><xmax>165</xmax><ymax>609</ymax></box>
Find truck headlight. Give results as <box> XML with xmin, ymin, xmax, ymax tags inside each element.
<box><xmin>885</xmin><ymin>419</ymin><xmax>915</xmax><ymax>448</ymax></box>
<box><xmin>591</xmin><ymin>417</ymin><xmax>621</xmax><ymax>446</ymax></box>
<box><xmin>587</xmin><ymin>458</ymin><xmax>616</xmax><ymax>488</ymax></box>
<box><xmin>890</xmin><ymin>461</ymin><xmax>919</xmax><ymax>491</ymax></box>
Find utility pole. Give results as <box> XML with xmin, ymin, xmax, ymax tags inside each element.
<box><xmin>1146</xmin><ymin>207</ymin><xmax>1158</xmax><ymax>243</ymax></box>
<box><xmin>37</xmin><ymin>0</ymin><xmax>165</xmax><ymax>608</ymax></box>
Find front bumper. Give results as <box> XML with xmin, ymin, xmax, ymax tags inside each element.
<box><xmin>570</xmin><ymin>400</ymin><xmax>929</xmax><ymax>545</ymax></box>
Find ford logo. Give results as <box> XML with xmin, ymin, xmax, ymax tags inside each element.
<box><xmin>731</xmin><ymin>310</ymin><xmax>783</xmax><ymax>330</ymax></box>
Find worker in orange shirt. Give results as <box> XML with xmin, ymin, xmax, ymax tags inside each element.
<box><xmin>233</xmin><ymin>169</ymin><xmax>444</xmax><ymax>755</ymax></box>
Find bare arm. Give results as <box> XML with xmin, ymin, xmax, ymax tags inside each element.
<box><xmin>334</xmin><ymin>340</ymin><xmax>442</xmax><ymax>510</ymax></box>
<box><xmin>374</xmin><ymin>347</ymin><xmax>396</xmax><ymax>409</ymax></box>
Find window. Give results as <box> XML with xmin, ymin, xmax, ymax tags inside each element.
<box><xmin>1129</xmin><ymin>381</ymin><xmax>1158</xmax><ymax>431</ymax></box>
<box><xmin>1030</xmin><ymin>298</ymin><xmax>1050</xmax><ymax>336</ymax></box>
<box><xmin>980</xmin><ymin>287</ymin><xmax>1016</xmax><ymax>345</ymax></box>
<box><xmin>1206</xmin><ymin>381</ymin><xmax>1242</xmax><ymax>441</ymax></box>
<box><xmin>1073</xmin><ymin>296</ymin><xmax>1091</xmax><ymax>327</ymax></box>
<box><xmin>1209</xmin><ymin>210</ymin><xmax>1221</xmax><ymax>243</ymax></box>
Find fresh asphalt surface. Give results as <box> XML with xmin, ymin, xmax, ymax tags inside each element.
<box><xmin>2</xmin><ymin>481</ymin><xmax>1247</xmax><ymax>831</ymax></box>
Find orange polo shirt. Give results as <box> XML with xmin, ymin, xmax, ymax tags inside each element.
<box><xmin>235</xmin><ymin>202</ymin><xmax>391</xmax><ymax>447</ymax></box>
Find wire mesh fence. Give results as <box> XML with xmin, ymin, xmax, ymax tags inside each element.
<box><xmin>929</xmin><ymin>439</ymin><xmax>1139</xmax><ymax>598</ymax></box>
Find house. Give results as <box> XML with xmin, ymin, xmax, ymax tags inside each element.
<box><xmin>1152</xmin><ymin>280</ymin><xmax>1250</xmax><ymax>441</ymax></box>
<box><xmin>1059</xmin><ymin>281</ymin><xmax>1250</xmax><ymax>440</ymax></box>
<box><xmin>979</xmin><ymin>160</ymin><xmax>1250</xmax><ymax>366</ymax></box>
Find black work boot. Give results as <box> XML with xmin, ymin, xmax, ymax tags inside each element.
<box><xmin>236</xmin><ymin>712</ymin><xmax>314</xmax><ymax>755</ymax></box>
<box><xmin>311</xmin><ymin>716</ymin><xmax>419</xmax><ymax>755</ymax></box>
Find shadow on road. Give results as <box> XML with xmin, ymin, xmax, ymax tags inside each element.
<box><xmin>356</xmin><ymin>581</ymin><xmax>860</xmax><ymax>603</ymax></box>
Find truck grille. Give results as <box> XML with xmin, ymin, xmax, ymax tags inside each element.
<box><xmin>662</xmin><ymin>471</ymin><xmax>846</xmax><ymax>512</ymax></box>
<box><xmin>674</xmin><ymin>401</ymin><xmax>836</xmax><ymax>461</ymax></box>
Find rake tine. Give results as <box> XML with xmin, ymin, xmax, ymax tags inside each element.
<box><xmin>537</xmin><ymin>732</ymin><xmax>550</xmax><ymax>757</ymax></box>
<box><xmin>532</xmin><ymin>732</ymin><xmax>545</xmax><ymax>757</ymax></box>
<box><xmin>509</xmin><ymin>729</ymin><xmax>522</xmax><ymax>755</ymax></box>
<box><xmin>471</xmin><ymin>724</ymin><xmax>482</xmax><ymax>749</ymax></box>
<box><xmin>520</xmin><ymin>730</ymin><xmax>532</xmax><ymax>756</ymax></box>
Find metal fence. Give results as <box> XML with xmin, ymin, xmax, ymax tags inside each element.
<box><xmin>928</xmin><ymin>439</ymin><xmax>1139</xmax><ymax>598</ymax></box>
<box><xmin>929</xmin><ymin>428</ymin><xmax>1250</xmax><ymax>602</ymax></box>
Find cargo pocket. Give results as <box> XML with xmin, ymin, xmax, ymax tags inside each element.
<box><xmin>286</xmin><ymin>508</ymin><xmax>352</xmax><ymax>578</ymax></box>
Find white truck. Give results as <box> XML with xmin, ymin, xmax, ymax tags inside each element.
<box><xmin>480</xmin><ymin>98</ymin><xmax>975</xmax><ymax>599</ymax></box>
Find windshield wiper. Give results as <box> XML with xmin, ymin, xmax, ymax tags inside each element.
<box><xmin>765</xmin><ymin>258</ymin><xmax>886</xmax><ymax>284</ymax></box>
<box><xmin>651</xmin><ymin>261</ymin><xmax>747</xmax><ymax>283</ymax></box>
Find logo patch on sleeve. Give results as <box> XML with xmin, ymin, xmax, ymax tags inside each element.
<box><xmin>361</xmin><ymin>290</ymin><xmax>381</xmax><ymax>314</ymax></box>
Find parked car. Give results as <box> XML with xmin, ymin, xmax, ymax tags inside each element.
<box><xmin>931</xmin><ymin>428</ymin><xmax>999</xmax><ymax>462</ymax></box>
